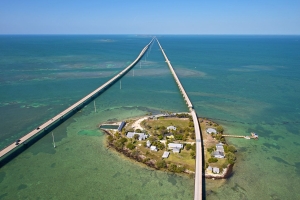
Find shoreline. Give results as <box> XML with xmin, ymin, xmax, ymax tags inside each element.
<box><xmin>100</xmin><ymin>114</ymin><xmax>237</xmax><ymax>179</ymax></box>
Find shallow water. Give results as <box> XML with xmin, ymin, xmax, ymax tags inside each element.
<box><xmin>0</xmin><ymin>35</ymin><xmax>300</xmax><ymax>199</ymax></box>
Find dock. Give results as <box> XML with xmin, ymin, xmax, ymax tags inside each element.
<box><xmin>222</xmin><ymin>133</ymin><xmax>259</xmax><ymax>139</ymax></box>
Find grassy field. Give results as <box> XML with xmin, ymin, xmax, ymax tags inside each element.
<box><xmin>144</xmin><ymin>118</ymin><xmax>189</xmax><ymax>129</ymax></box>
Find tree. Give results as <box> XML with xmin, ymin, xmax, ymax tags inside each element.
<box><xmin>227</xmin><ymin>145</ymin><xmax>236</xmax><ymax>153</ymax></box>
<box><xmin>226</xmin><ymin>152</ymin><xmax>236</xmax><ymax>164</ymax></box>
<box><xmin>208</xmin><ymin>157</ymin><xmax>218</xmax><ymax>163</ymax></box>
<box><xmin>156</xmin><ymin>160</ymin><xmax>167</xmax><ymax>169</ymax></box>
<box><xmin>190</xmin><ymin>133</ymin><xmax>195</xmax><ymax>140</ymax></box>
<box><xmin>135</xmin><ymin>129</ymin><xmax>142</xmax><ymax>133</ymax></box>
<box><xmin>191</xmin><ymin>143</ymin><xmax>196</xmax><ymax>151</ymax></box>
<box><xmin>126</xmin><ymin>143</ymin><xmax>136</xmax><ymax>150</ymax></box>
<box><xmin>185</xmin><ymin>144</ymin><xmax>192</xmax><ymax>150</ymax></box>
<box><xmin>216</xmin><ymin>125</ymin><xmax>224</xmax><ymax>133</ymax></box>
<box><xmin>190</xmin><ymin>151</ymin><xmax>196</xmax><ymax>159</ymax></box>
<box><xmin>168</xmin><ymin>164</ymin><xmax>178</xmax><ymax>172</ymax></box>
<box><xmin>207</xmin><ymin>147</ymin><xmax>215</xmax><ymax>153</ymax></box>
<box><xmin>133</xmin><ymin>134</ymin><xmax>140</xmax><ymax>140</ymax></box>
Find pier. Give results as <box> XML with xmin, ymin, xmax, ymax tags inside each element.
<box><xmin>156</xmin><ymin>38</ymin><xmax>203</xmax><ymax>200</ymax></box>
<box><xmin>0</xmin><ymin>38</ymin><xmax>154</xmax><ymax>163</ymax></box>
<box><xmin>223</xmin><ymin>133</ymin><xmax>258</xmax><ymax>139</ymax></box>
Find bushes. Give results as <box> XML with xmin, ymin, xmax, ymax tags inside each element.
<box><xmin>190</xmin><ymin>151</ymin><xmax>196</xmax><ymax>159</ymax></box>
<box><xmin>226</xmin><ymin>152</ymin><xmax>236</xmax><ymax>164</ymax></box>
<box><xmin>156</xmin><ymin>160</ymin><xmax>167</xmax><ymax>169</ymax></box>
<box><xmin>168</xmin><ymin>164</ymin><xmax>185</xmax><ymax>173</ymax></box>
<box><xmin>208</xmin><ymin>157</ymin><xmax>218</xmax><ymax>163</ymax></box>
<box><xmin>185</xmin><ymin>144</ymin><xmax>192</xmax><ymax>150</ymax></box>
<box><xmin>207</xmin><ymin>147</ymin><xmax>215</xmax><ymax>153</ymax></box>
<box><xmin>126</xmin><ymin>143</ymin><xmax>135</xmax><ymax>150</ymax></box>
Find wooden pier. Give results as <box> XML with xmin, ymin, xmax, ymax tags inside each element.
<box><xmin>222</xmin><ymin>133</ymin><xmax>258</xmax><ymax>139</ymax></box>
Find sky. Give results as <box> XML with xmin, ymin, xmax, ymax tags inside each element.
<box><xmin>0</xmin><ymin>0</ymin><xmax>299</xmax><ymax>35</ymax></box>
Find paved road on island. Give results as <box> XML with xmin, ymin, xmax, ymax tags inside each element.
<box><xmin>156</xmin><ymin>38</ymin><xmax>203</xmax><ymax>200</ymax></box>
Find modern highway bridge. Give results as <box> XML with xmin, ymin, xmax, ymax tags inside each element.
<box><xmin>0</xmin><ymin>38</ymin><xmax>154</xmax><ymax>161</ymax></box>
<box><xmin>156</xmin><ymin>38</ymin><xmax>203</xmax><ymax>200</ymax></box>
<box><xmin>0</xmin><ymin>37</ymin><xmax>203</xmax><ymax>199</ymax></box>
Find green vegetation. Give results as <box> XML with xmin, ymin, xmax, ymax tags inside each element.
<box><xmin>185</xmin><ymin>144</ymin><xmax>192</xmax><ymax>150</ymax></box>
<box><xmin>104</xmin><ymin>115</ymin><xmax>237</xmax><ymax>177</ymax></box>
<box><xmin>190</xmin><ymin>151</ymin><xmax>196</xmax><ymax>159</ymax></box>
<box><xmin>168</xmin><ymin>164</ymin><xmax>185</xmax><ymax>173</ymax></box>
<box><xmin>216</xmin><ymin>125</ymin><xmax>224</xmax><ymax>133</ymax></box>
<box><xmin>208</xmin><ymin>157</ymin><xmax>218</xmax><ymax>163</ymax></box>
<box><xmin>226</xmin><ymin>152</ymin><xmax>236</xmax><ymax>164</ymax></box>
<box><xmin>126</xmin><ymin>143</ymin><xmax>136</xmax><ymax>150</ymax></box>
<box><xmin>156</xmin><ymin>160</ymin><xmax>167</xmax><ymax>169</ymax></box>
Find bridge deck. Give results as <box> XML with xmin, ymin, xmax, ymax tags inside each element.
<box><xmin>0</xmin><ymin>38</ymin><xmax>154</xmax><ymax>159</ymax></box>
<box><xmin>156</xmin><ymin>38</ymin><xmax>203</xmax><ymax>200</ymax></box>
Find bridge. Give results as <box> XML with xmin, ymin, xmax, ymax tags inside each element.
<box><xmin>0</xmin><ymin>38</ymin><xmax>154</xmax><ymax>160</ymax></box>
<box><xmin>156</xmin><ymin>38</ymin><xmax>203</xmax><ymax>200</ymax></box>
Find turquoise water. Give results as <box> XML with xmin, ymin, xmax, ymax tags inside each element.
<box><xmin>99</xmin><ymin>125</ymin><xmax>119</xmax><ymax>129</ymax></box>
<box><xmin>0</xmin><ymin>35</ymin><xmax>300</xmax><ymax>199</ymax></box>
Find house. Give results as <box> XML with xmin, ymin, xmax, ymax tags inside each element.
<box><xmin>168</xmin><ymin>143</ymin><xmax>183</xmax><ymax>149</ymax></box>
<box><xmin>172</xmin><ymin>148</ymin><xmax>181</xmax><ymax>153</ymax></box>
<box><xmin>216</xmin><ymin>143</ymin><xmax>224</xmax><ymax>152</ymax></box>
<box><xmin>126</xmin><ymin>132</ymin><xmax>148</xmax><ymax>141</ymax></box>
<box><xmin>206</xmin><ymin>128</ymin><xmax>217</xmax><ymax>134</ymax></box>
<box><xmin>162</xmin><ymin>151</ymin><xmax>170</xmax><ymax>158</ymax></box>
<box><xmin>118</xmin><ymin>121</ymin><xmax>126</xmax><ymax>132</ymax></box>
<box><xmin>207</xmin><ymin>166</ymin><xmax>213</xmax><ymax>172</ymax></box>
<box><xmin>146</xmin><ymin>140</ymin><xmax>151</xmax><ymax>148</ymax></box>
<box><xmin>213</xmin><ymin>143</ymin><xmax>225</xmax><ymax>158</ymax></box>
<box><xmin>213</xmin><ymin>151</ymin><xmax>225</xmax><ymax>158</ymax></box>
<box><xmin>213</xmin><ymin>167</ymin><xmax>220</xmax><ymax>174</ymax></box>
<box><xmin>168</xmin><ymin>143</ymin><xmax>183</xmax><ymax>153</ymax></box>
<box><xmin>150</xmin><ymin>146</ymin><xmax>158</xmax><ymax>151</ymax></box>
<box><xmin>167</xmin><ymin>126</ymin><xmax>177</xmax><ymax>131</ymax></box>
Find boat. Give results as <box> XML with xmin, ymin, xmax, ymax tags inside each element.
<box><xmin>251</xmin><ymin>132</ymin><xmax>258</xmax><ymax>139</ymax></box>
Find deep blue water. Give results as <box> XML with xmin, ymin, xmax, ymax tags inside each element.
<box><xmin>0</xmin><ymin>35</ymin><xmax>300</xmax><ymax>199</ymax></box>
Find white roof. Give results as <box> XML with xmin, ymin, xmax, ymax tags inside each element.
<box><xmin>126</xmin><ymin>132</ymin><xmax>148</xmax><ymax>140</ymax></box>
<box><xmin>162</xmin><ymin>151</ymin><xmax>170</xmax><ymax>158</ymax></box>
<box><xmin>216</xmin><ymin>146</ymin><xmax>224</xmax><ymax>152</ymax></box>
<box><xmin>173</xmin><ymin>148</ymin><xmax>181</xmax><ymax>153</ymax></box>
<box><xmin>213</xmin><ymin>167</ymin><xmax>220</xmax><ymax>173</ymax></box>
<box><xmin>150</xmin><ymin>146</ymin><xmax>157</xmax><ymax>151</ymax></box>
<box><xmin>168</xmin><ymin>143</ymin><xmax>183</xmax><ymax>149</ymax></box>
<box><xmin>206</xmin><ymin>128</ymin><xmax>217</xmax><ymax>134</ymax></box>
<box><xmin>167</xmin><ymin>126</ymin><xmax>177</xmax><ymax>130</ymax></box>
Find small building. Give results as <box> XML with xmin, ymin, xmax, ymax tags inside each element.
<box><xmin>172</xmin><ymin>148</ymin><xmax>181</xmax><ymax>153</ymax></box>
<box><xmin>167</xmin><ymin>126</ymin><xmax>177</xmax><ymax>131</ymax></box>
<box><xmin>118</xmin><ymin>121</ymin><xmax>126</xmax><ymax>132</ymax></box>
<box><xmin>146</xmin><ymin>140</ymin><xmax>151</xmax><ymax>148</ymax></box>
<box><xmin>206</xmin><ymin>128</ymin><xmax>217</xmax><ymax>134</ymax></box>
<box><xmin>213</xmin><ymin>151</ymin><xmax>225</xmax><ymax>158</ymax></box>
<box><xmin>162</xmin><ymin>151</ymin><xmax>170</xmax><ymax>158</ymax></box>
<box><xmin>207</xmin><ymin>166</ymin><xmax>213</xmax><ymax>172</ymax></box>
<box><xmin>126</xmin><ymin>132</ymin><xmax>148</xmax><ymax>141</ymax></box>
<box><xmin>168</xmin><ymin>143</ymin><xmax>183</xmax><ymax>149</ymax></box>
<box><xmin>168</xmin><ymin>143</ymin><xmax>183</xmax><ymax>153</ymax></box>
<box><xmin>213</xmin><ymin>142</ymin><xmax>225</xmax><ymax>158</ymax></box>
<box><xmin>150</xmin><ymin>146</ymin><xmax>158</xmax><ymax>151</ymax></box>
<box><xmin>216</xmin><ymin>143</ymin><xmax>224</xmax><ymax>152</ymax></box>
<box><xmin>213</xmin><ymin>167</ymin><xmax>220</xmax><ymax>174</ymax></box>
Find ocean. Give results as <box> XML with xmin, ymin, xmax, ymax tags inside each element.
<box><xmin>0</xmin><ymin>35</ymin><xmax>299</xmax><ymax>199</ymax></box>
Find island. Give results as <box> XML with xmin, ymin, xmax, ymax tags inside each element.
<box><xmin>100</xmin><ymin>112</ymin><xmax>237</xmax><ymax>179</ymax></box>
